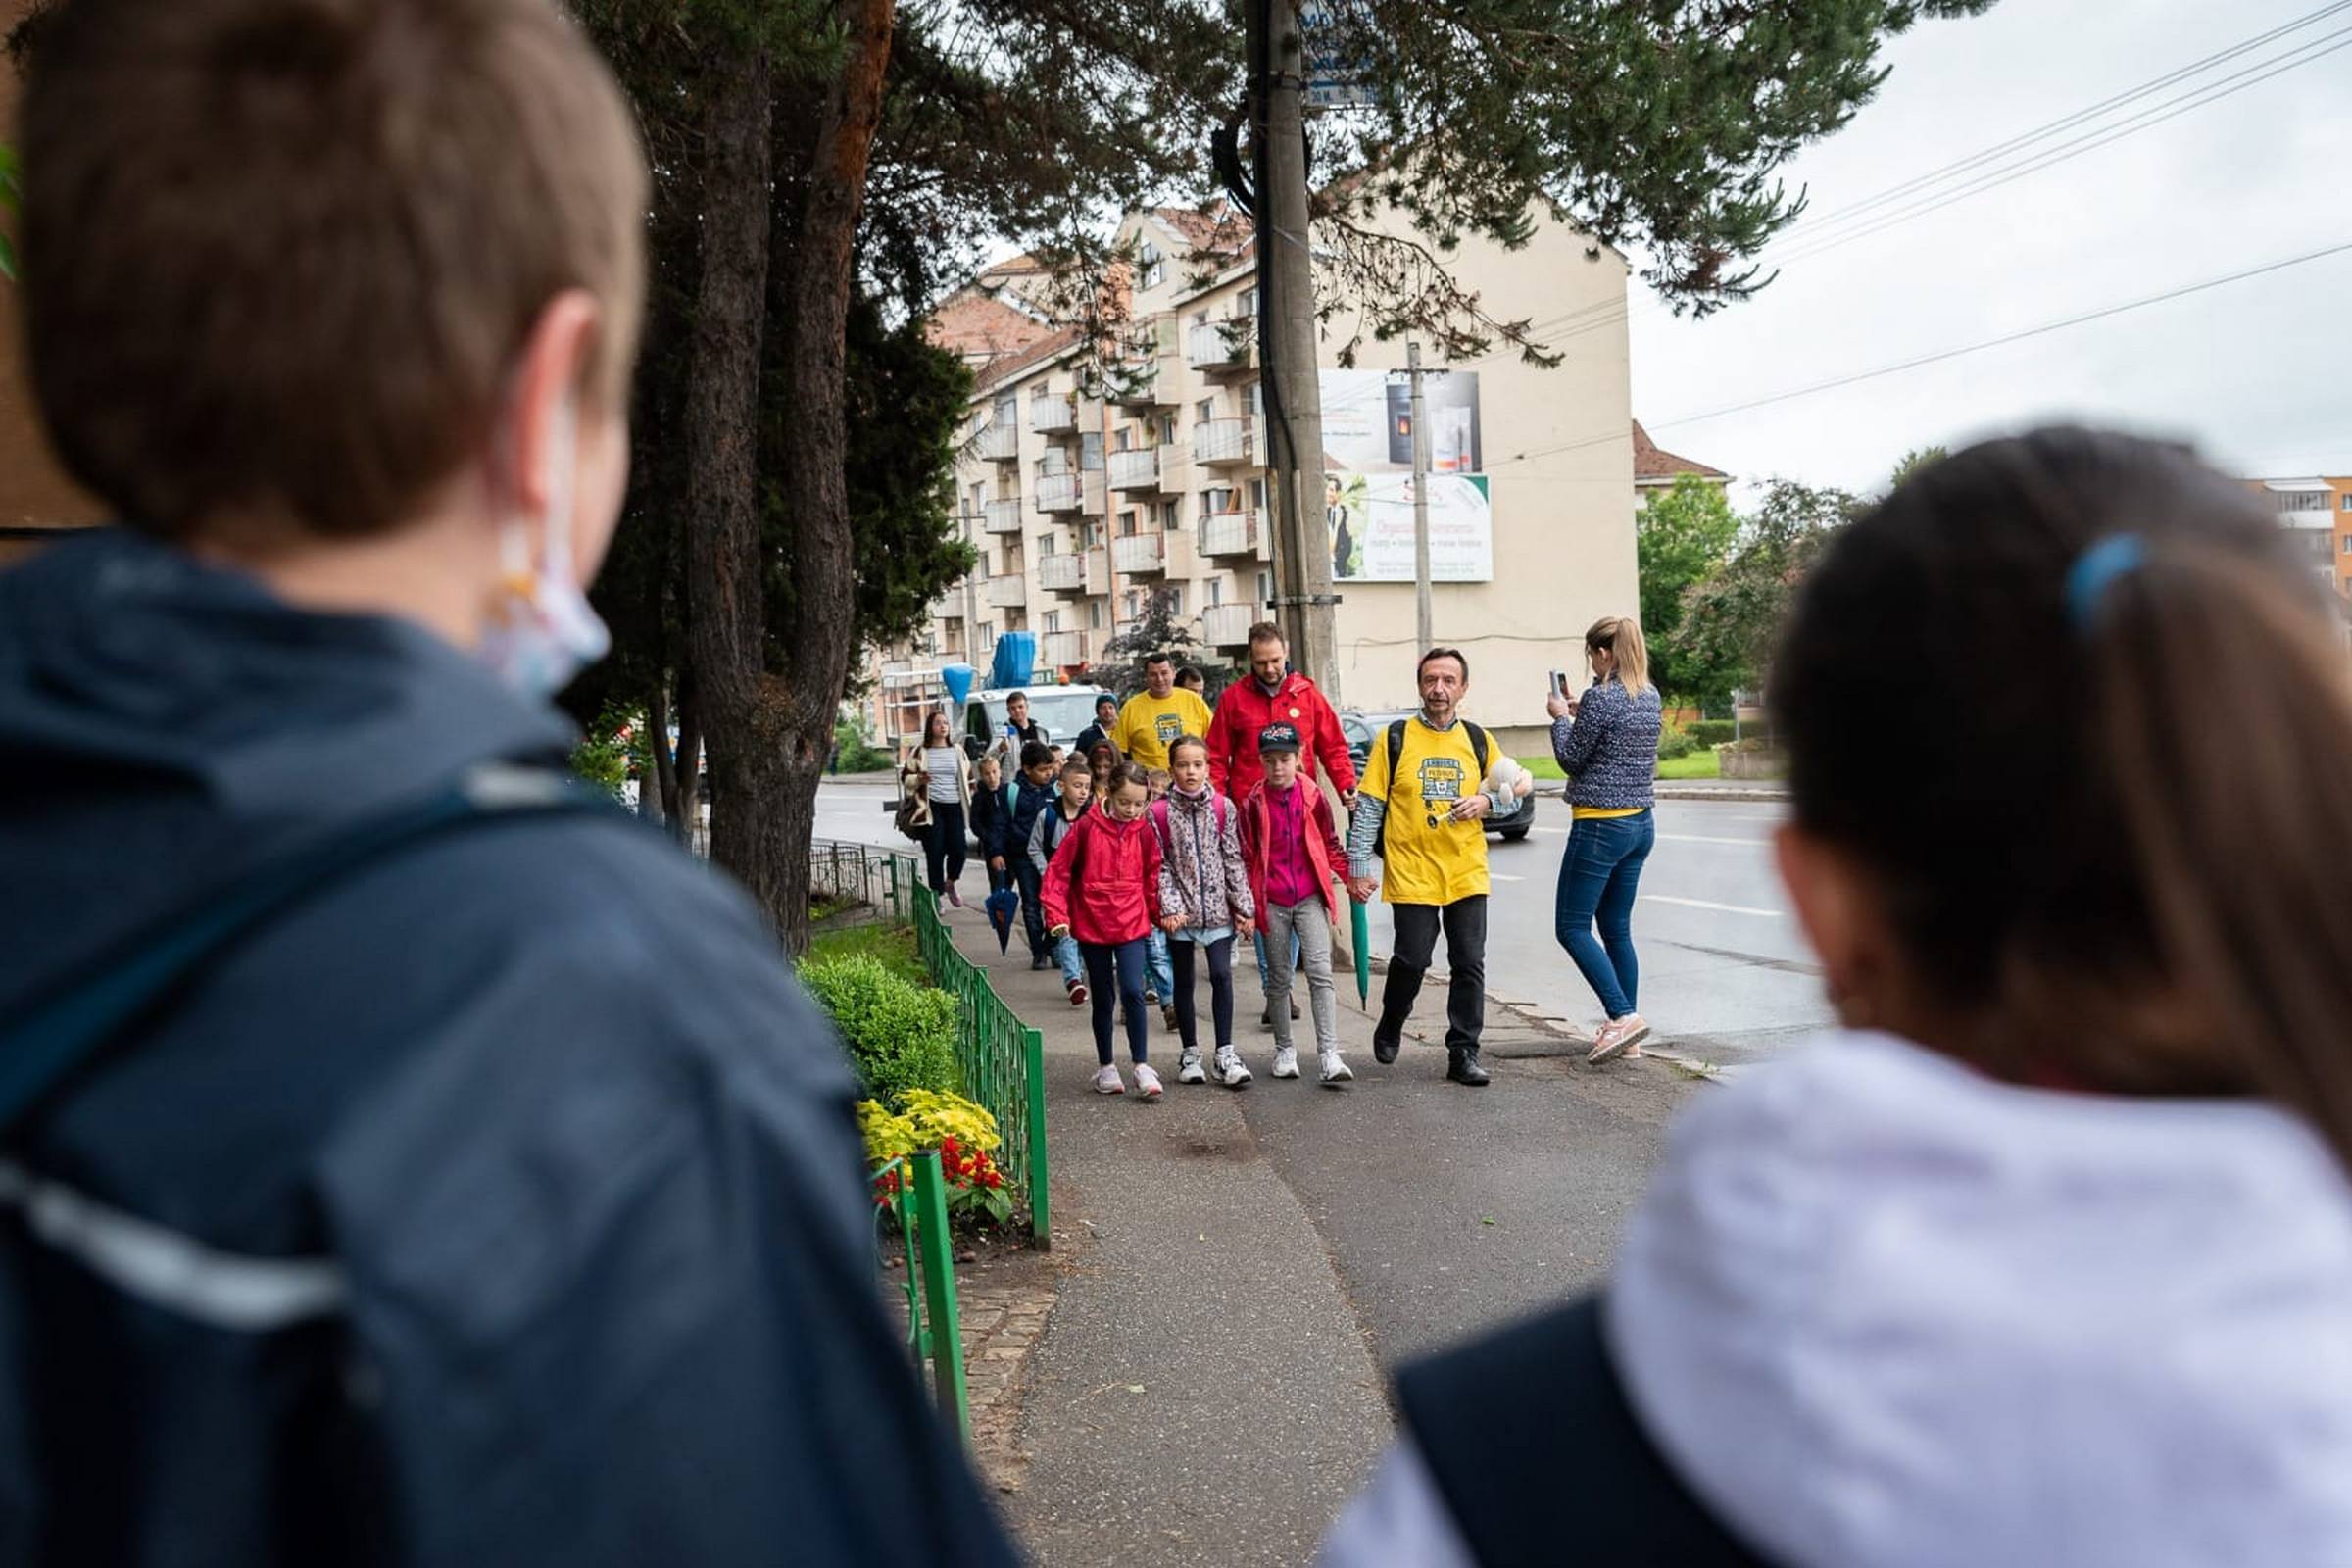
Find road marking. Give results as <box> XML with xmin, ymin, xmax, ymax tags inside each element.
<box><xmin>1642</xmin><ymin>895</ymin><xmax>1784</xmax><ymax>919</ymax></box>
<box><xmin>1658</xmin><ymin>833</ymin><xmax>1772</xmax><ymax>848</ymax></box>
<box><xmin>1490</xmin><ymin>873</ymin><xmax>1526</xmax><ymax>883</ymax></box>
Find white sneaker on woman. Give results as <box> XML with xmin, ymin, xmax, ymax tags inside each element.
<box><xmin>1133</xmin><ymin>1063</ymin><xmax>1164</xmax><ymax>1100</ymax></box>
<box><xmin>1587</xmin><ymin>1013</ymin><xmax>1651</xmax><ymax>1065</ymax></box>
<box><xmin>1177</xmin><ymin>1049</ymin><xmax>1207</xmax><ymax>1085</ymax></box>
<box><xmin>1093</xmin><ymin>1064</ymin><xmax>1125</xmax><ymax>1095</ymax></box>
<box><xmin>1271</xmin><ymin>1047</ymin><xmax>1300</xmax><ymax>1080</ymax></box>
<box><xmin>1214</xmin><ymin>1046</ymin><xmax>1253</xmax><ymax>1089</ymax></box>
<box><xmin>1319</xmin><ymin>1050</ymin><xmax>1353</xmax><ymax>1085</ymax></box>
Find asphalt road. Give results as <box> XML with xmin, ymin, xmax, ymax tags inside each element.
<box><xmin>816</xmin><ymin>781</ymin><xmax>1834</xmax><ymax>1071</ymax></box>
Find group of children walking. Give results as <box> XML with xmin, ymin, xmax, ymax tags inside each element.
<box><xmin>960</xmin><ymin>722</ymin><xmax>1353</xmax><ymax>1100</ymax></box>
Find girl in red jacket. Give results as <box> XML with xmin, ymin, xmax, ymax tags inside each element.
<box><xmin>1044</xmin><ymin>762</ymin><xmax>1169</xmax><ymax>1098</ymax></box>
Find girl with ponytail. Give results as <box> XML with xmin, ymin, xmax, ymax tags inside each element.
<box><xmin>1321</xmin><ymin>427</ymin><xmax>2352</xmax><ymax>1568</ymax></box>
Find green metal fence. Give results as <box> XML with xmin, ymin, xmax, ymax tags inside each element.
<box><xmin>871</xmin><ymin>1150</ymin><xmax>970</xmax><ymax>1442</ymax></box>
<box><xmin>813</xmin><ymin>838</ymin><xmax>1051</xmax><ymax>1250</ymax></box>
<box><xmin>912</xmin><ymin>889</ymin><xmax>1052</xmax><ymax>1249</ymax></box>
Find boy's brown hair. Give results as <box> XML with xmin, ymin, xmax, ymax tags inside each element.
<box><xmin>18</xmin><ymin>0</ymin><xmax>647</xmax><ymax>545</ymax></box>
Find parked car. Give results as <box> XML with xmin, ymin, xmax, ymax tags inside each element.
<box><xmin>1339</xmin><ymin>710</ymin><xmax>1536</xmax><ymax>842</ymax></box>
<box><xmin>958</xmin><ymin>684</ymin><xmax>1113</xmax><ymax>760</ymax></box>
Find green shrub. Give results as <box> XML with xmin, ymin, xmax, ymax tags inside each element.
<box><xmin>1689</xmin><ymin>719</ymin><xmax>1737</xmax><ymax>748</ymax></box>
<box><xmin>799</xmin><ymin>954</ymin><xmax>960</xmax><ymax>1107</ymax></box>
<box><xmin>833</xmin><ymin>716</ymin><xmax>893</xmax><ymax>773</ymax></box>
<box><xmin>1655</xmin><ymin>727</ymin><xmax>1696</xmax><ymax>761</ymax></box>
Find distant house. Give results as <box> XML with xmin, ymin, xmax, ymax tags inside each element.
<box><xmin>1631</xmin><ymin>420</ymin><xmax>1729</xmax><ymax>501</ymax></box>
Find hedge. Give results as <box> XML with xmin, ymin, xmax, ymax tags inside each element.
<box><xmin>799</xmin><ymin>954</ymin><xmax>960</xmax><ymax>1108</ymax></box>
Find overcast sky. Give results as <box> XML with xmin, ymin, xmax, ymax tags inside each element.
<box><xmin>1622</xmin><ymin>0</ymin><xmax>2352</xmax><ymax>497</ymax></box>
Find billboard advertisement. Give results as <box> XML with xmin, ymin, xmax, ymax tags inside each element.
<box><xmin>1318</xmin><ymin>368</ymin><xmax>1491</xmax><ymax>582</ymax></box>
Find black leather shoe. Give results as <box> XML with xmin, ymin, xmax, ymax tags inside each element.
<box><xmin>1446</xmin><ymin>1049</ymin><xmax>1491</xmax><ymax>1087</ymax></box>
<box><xmin>1373</xmin><ymin>1026</ymin><xmax>1401</xmax><ymax>1064</ymax></box>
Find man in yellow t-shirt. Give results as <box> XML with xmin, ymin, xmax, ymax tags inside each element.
<box><xmin>1113</xmin><ymin>652</ymin><xmax>1214</xmax><ymax>773</ymax></box>
<box><xmin>1345</xmin><ymin>647</ymin><xmax>1531</xmax><ymax>1087</ymax></box>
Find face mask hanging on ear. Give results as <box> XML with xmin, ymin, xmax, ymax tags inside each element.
<box><xmin>479</xmin><ymin>398</ymin><xmax>612</xmax><ymax>698</ymax></box>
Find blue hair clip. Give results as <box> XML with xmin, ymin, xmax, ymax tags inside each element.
<box><xmin>2065</xmin><ymin>534</ymin><xmax>2147</xmax><ymax>631</ymax></box>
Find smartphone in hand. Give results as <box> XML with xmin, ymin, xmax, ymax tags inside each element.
<box><xmin>1548</xmin><ymin>668</ymin><xmax>1569</xmax><ymax>699</ymax></box>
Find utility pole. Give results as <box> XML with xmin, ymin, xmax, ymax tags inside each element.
<box><xmin>1406</xmin><ymin>340</ymin><xmax>1433</xmax><ymax>654</ymax></box>
<box><xmin>1250</xmin><ymin>0</ymin><xmax>1340</xmax><ymax>701</ymax></box>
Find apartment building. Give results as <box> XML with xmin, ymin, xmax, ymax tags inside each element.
<box><xmin>2244</xmin><ymin>475</ymin><xmax>2352</xmax><ymax>600</ymax></box>
<box><xmin>873</xmin><ymin>200</ymin><xmax>1653</xmax><ymax>753</ymax></box>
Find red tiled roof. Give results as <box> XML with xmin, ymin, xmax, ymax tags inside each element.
<box><xmin>1632</xmin><ymin>420</ymin><xmax>1728</xmax><ymax>483</ymax></box>
<box><xmin>925</xmin><ymin>290</ymin><xmax>1055</xmax><ymax>362</ymax></box>
<box><xmin>974</xmin><ymin>325</ymin><xmax>1082</xmax><ymax>393</ymax></box>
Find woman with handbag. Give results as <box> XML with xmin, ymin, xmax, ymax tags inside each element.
<box><xmin>905</xmin><ymin>710</ymin><xmax>973</xmax><ymax>906</ymax></box>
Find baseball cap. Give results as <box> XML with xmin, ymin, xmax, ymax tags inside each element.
<box><xmin>1257</xmin><ymin>722</ymin><xmax>1302</xmax><ymax>756</ymax></box>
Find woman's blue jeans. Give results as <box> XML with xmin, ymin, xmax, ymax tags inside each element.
<box><xmin>1554</xmin><ymin>809</ymin><xmax>1655</xmax><ymax>1020</ymax></box>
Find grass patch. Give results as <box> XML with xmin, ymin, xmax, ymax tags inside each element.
<box><xmin>807</xmin><ymin>920</ymin><xmax>927</xmax><ymax>986</ymax></box>
<box><xmin>1519</xmin><ymin>751</ymin><xmax>1726</xmax><ymax>783</ymax></box>
<box><xmin>1656</xmin><ymin>750</ymin><xmax>1723</xmax><ymax>781</ymax></box>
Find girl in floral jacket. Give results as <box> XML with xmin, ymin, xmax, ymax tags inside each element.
<box><xmin>1153</xmin><ymin>736</ymin><xmax>1256</xmax><ymax>1088</ymax></box>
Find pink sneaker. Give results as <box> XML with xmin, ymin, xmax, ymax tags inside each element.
<box><xmin>1132</xmin><ymin>1063</ymin><xmax>1164</xmax><ymax>1100</ymax></box>
<box><xmin>944</xmin><ymin>882</ymin><xmax>963</xmax><ymax>909</ymax></box>
<box><xmin>1588</xmin><ymin>1013</ymin><xmax>1651</xmax><ymax>1065</ymax></box>
<box><xmin>1093</xmin><ymin>1064</ymin><xmax>1125</xmax><ymax>1095</ymax></box>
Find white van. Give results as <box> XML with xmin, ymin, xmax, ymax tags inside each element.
<box><xmin>958</xmin><ymin>684</ymin><xmax>1112</xmax><ymax>760</ymax></box>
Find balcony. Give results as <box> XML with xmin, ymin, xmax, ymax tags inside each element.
<box><xmin>982</xmin><ymin>497</ymin><xmax>1025</xmax><ymax>534</ymax></box>
<box><xmin>1039</xmin><ymin>553</ymin><xmax>1089</xmax><ymax>597</ymax></box>
<box><xmin>1102</xmin><ymin>358</ymin><xmax>1166</xmax><ymax>410</ymax></box>
<box><xmin>1187</xmin><ymin>316</ymin><xmax>1255</xmax><ymax>376</ymax></box>
<box><xmin>1035</xmin><ymin>470</ymin><xmax>1105</xmax><ymax>514</ymax></box>
<box><xmin>932</xmin><ymin>586</ymin><xmax>966</xmax><ymax>620</ymax></box>
<box><xmin>1112</xmin><ymin>532</ymin><xmax>1165</xmax><ymax>578</ymax></box>
<box><xmin>1192</xmin><ymin>416</ymin><xmax>1265</xmax><ymax>469</ymax></box>
<box><xmin>1200</xmin><ymin>510</ymin><xmax>1267</xmax><ymax>562</ymax></box>
<box><xmin>985</xmin><ymin>574</ymin><xmax>1027</xmax><ymax>609</ymax></box>
<box><xmin>1106</xmin><ymin>446</ymin><xmax>1163</xmax><ymax>492</ymax></box>
<box><xmin>1204</xmin><ymin>602</ymin><xmax>1259</xmax><ymax>651</ymax></box>
<box><xmin>1043</xmin><ymin>630</ymin><xmax>1092</xmax><ymax>668</ymax></box>
<box><xmin>976</xmin><ymin>422</ymin><xmax>1021</xmax><ymax>462</ymax></box>
<box><xmin>1030</xmin><ymin>395</ymin><xmax>1077</xmax><ymax>435</ymax></box>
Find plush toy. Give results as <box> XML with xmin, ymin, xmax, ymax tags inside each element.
<box><xmin>1483</xmin><ymin>755</ymin><xmax>1529</xmax><ymax>806</ymax></box>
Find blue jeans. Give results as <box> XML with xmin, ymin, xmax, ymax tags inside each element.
<box><xmin>1554</xmin><ymin>809</ymin><xmax>1655</xmax><ymax>1020</ymax></box>
<box><xmin>1146</xmin><ymin>929</ymin><xmax>1174</xmax><ymax>1000</ymax></box>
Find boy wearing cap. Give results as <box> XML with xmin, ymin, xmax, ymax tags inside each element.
<box><xmin>1240</xmin><ymin>722</ymin><xmax>1355</xmax><ymax>1084</ymax></box>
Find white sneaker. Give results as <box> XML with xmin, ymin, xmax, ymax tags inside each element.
<box><xmin>1320</xmin><ymin>1050</ymin><xmax>1353</xmax><ymax>1085</ymax></box>
<box><xmin>1093</xmin><ymin>1064</ymin><xmax>1125</xmax><ymax>1095</ymax></box>
<box><xmin>1214</xmin><ymin>1046</ymin><xmax>1253</xmax><ymax>1089</ymax></box>
<box><xmin>1177</xmin><ymin>1049</ymin><xmax>1207</xmax><ymax>1085</ymax></box>
<box><xmin>1587</xmin><ymin>1013</ymin><xmax>1652</xmax><ymax>1065</ymax></box>
<box><xmin>1133</xmin><ymin>1063</ymin><xmax>1164</xmax><ymax>1100</ymax></box>
<box><xmin>1271</xmin><ymin>1047</ymin><xmax>1300</xmax><ymax>1079</ymax></box>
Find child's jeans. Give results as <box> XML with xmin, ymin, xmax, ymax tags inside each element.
<box><xmin>1079</xmin><ymin>939</ymin><xmax>1151</xmax><ymax>1066</ymax></box>
<box><xmin>1265</xmin><ymin>899</ymin><xmax>1338</xmax><ymax>1054</ymax></box>
<box><xmin>1053</xmin><ymin>932</ymin><xmax>1084</xmax><ymax>987</ymax></box>
<box><xmin>1012</xmin><ymin>860</ymin><xmax>1050</xmax><ymax>957</ymax></box>
<box><xmin>1146</xmin><ymin>929</ymin><xmax>1174</xmax><ymax>1001</ymax></box>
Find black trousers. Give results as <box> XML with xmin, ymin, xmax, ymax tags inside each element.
<box><xmin>923</xmin><ymin>800</ymin><xmax>968</xmax><ymax>892</ymax></box>
<box><xmin>1378</xmin><ymin>896</ymin><xmax>1488</xmax><ymax>1052</ymax></box>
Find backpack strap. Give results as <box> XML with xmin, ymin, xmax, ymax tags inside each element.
<box><xmin>1383</xmin><ymin>719</ymin><xmax>1408</xmax><ymax>808</ymax></box>
<box><xmin>0</xmin><ymin>764</ymin><xmax>614</xmax><ymax>1138</ymax></box>
<box><xmin>1465</xmin><ymin>720</ymin><xmax>1491</xmax><ymax>778</ymax></box>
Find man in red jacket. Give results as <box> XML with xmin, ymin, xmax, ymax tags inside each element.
<box><xmin>1206</xmin><ymin>622</ymin><xmax>1358</xmax><ymax>1023</ymax></box>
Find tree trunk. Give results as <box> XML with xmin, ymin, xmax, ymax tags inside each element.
<box><xmin>760</xmin><ymin>0</ymin><xmax>899</xmax><ymax>956</ymax></box>
<box><xmin>682</xmin><ymin>45</ymin><xmax>779</xmax><ymax>907</ymax></box>
<box><xmin>673</xmin><ymin>675</ymin><xmax>703</xmax><ymax>845</ymax></box>
<box><xmin>645</xmin><ymin>676</ymin><xmax>674</xmax><ymax>827</ymax></box>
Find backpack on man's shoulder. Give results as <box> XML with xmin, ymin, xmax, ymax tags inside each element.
<box><xmin>1371</xmin><ymin>717</ymin><xmax>1490</xmax><ymax>859</ymax></box>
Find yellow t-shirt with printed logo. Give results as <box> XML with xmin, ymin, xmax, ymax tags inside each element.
<box><xmin>1113</xmin><ymin>689</ymin><xmax>1213</xmax><ymax>772</ymax></box>
<box><xmin>1361</xmin><ymin>717</ymin><xmax>1491</xmax><ymax>906</ymax></box>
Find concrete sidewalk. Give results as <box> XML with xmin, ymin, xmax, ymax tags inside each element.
<box><xmin>943</xmin><ymin>907</ymin><xmax>1395</xmax><ymax>1568</ymax></box>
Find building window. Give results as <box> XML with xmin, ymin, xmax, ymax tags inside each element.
<box><xmin>1197</xmin><ymin>398</ymin><xmax>1216</xmax><ymax>423</ymax></box>
<box><xmin>1045</xmin><ymin>611</ymin><xmax>1061</xmax><ymax>633</ymax></box>
<box><xmin>1161</xmin><ymin>499</ymin><xmax>1181</xmax><ymax>529</ymax></box>
<box><xmin>1143</xmin><ymin>260</ymin><xmax>1166</xmax><ymax>289</ymax></box>
<box><xmin>1166</xmin><ymin>586</ymin><xmax>1186</xmax><ymax>615</ymax></box>
<box><xmin>2342</xmin><ymin>535</ymin><xmax>2352</xmax><ymax>555</ymax></box>
<box><xmin>1124</xmin><ymin>590</ymin><xmax>1141</xmax><ymax>619</ymax></box>
<box><xmin>1207</xmin><ymin>578</ymin><xmax>1223</xmax><ymax>608</ymax></box>
<box><xmin>1089</xmin><ymin>601</ymin><xmax>1104</xmax><ymax>630</ymax></box>
<box><xmin>1256</xmin><ymin>570</ymin><xmax>1273</xmax><ymax>604</ymax></box>
<box><xmin>1118</xmin><ymin>509</ymin><xmax>1139</xmax><ymax>537</ymax></box>
<box><xmin>1240</xmin><ymin>287</ymin><xmax>1258</xmax><ymax>317</ymax></box>
<box><xmin>2342</xmin><ymin>494</ymin><xmax>2352</xmax><ymax>512</ymax></box>
<box><xmin>1159</xmin><ymin>413</ymin><xmax>1178</xmax><ymax>446</ymax></box>
<box><xmin>1081</xmin><ymin>432</ymin><xmax>1104</xmax><ymax>470</ymax></box>
<box><xmin>1250</xmin><ymin>478</ymin><xmax>1267</xmax><ymax>511</ymax></box>
<box><xmin>1083</xmin><ymin>522</ymin><xmax>1102</xmax><ymax>547</ymax></box>
<box><xmin>1114</xmin><ymin>428</ymin><xmax>1131</xmax><ymax>452</ymax></box>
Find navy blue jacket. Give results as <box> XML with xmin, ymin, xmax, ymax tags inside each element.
<box><xmin>1006</xmin><ymin>778</ymin><xmax>1057</xmax><ymax>870</ymax></box>
<box><xmin>1551</xmin><ymin>678</ymin><xmax>1664</xmax><ymax>810</ymax></box>
<box><xmin>0</xmin><ymin>532</ymin><xmax>1018</xmax><ymax>1568</ymax></box>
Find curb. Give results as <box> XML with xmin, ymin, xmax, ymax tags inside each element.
<box><xmin>1531</xmin><ymin>783</ymin><xmax>1788</xmax><ymax>804</ymax></box>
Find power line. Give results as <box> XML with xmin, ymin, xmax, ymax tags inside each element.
<box><xmin>1486</xmin><ymin>239</ymin><xmax>2352</xmax><ymax>469</ymax></box>
<box><xmin>1780</xmin><ymin>0</ymin><xmax>2352</xmax><ymax>243</ymax></box>
<box><xmin>1764</xmin><ymin>24</ymin><xmax>2352</xmax><ymax>269</ymax></box>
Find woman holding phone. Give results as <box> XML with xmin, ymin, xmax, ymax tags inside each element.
<box><xmin>1548</xmin><ymin>617</ymin><xmax>1664</xmax><ymax>1063</ymax></box>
